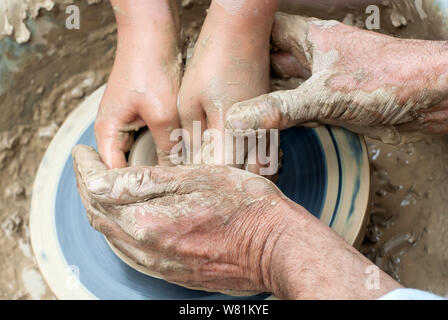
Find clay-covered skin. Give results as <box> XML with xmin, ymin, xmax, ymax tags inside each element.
<box><xmin>94</xmin><ymin>0</ymin><xmax>182</xmax><ymax>168</ymax></box>
<box><xmin>226</xmin><ymin>13</ymin><xmax>448</xmax><ymax>144</ymax></box>
<box><xmin>72</xmin><ymin>144</ymin><xmax>286</xmax><ymax>294</ymax></box>
<box><xmin>72</xmin><ymin>144</ymin><xmax>401</xmax><ymax>298</ymax></box>
<box><xmin>3</xmin><ymin>0</ymin><xmax>447</xmax><ymax>300</ymax></box>
<box><xmin>178</xmin><ymin>0</ymin><xmax>277</xmax><ymax>172</ymax></box>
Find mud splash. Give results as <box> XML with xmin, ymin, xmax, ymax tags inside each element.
<box><xmin>362</xmin><ymin>136</ymin><xmax>448</xmax><ymax>296</ymax></box>
<box><xmin>0</xmin><ymin>1</ymin><xmax>105</xmax><ymax>44</ymax></box>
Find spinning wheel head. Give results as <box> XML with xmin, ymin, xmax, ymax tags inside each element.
<box><xmin>30</xmin><ymin>85</ymin><xmax>370</xmax><ymax>299</ymax></box>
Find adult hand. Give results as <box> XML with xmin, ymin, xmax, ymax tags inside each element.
<box><xmin>72</xmin><ymin>144</ymin><xmax>401</xmax><ymax>298</ymax></box>
<box><xmin>95</xmin><ymin>0</ymin><xmax>182</xmax><ymax>168</ymax></box>
<box><xmin>72</xmin><ymin>144</ymin><xmax>286</xmax><ymax>294</ymax></box>
<box><xmin>226</xmin><ymin>13</ymin><xmax>448</xmax><ymax>144</ymax></box>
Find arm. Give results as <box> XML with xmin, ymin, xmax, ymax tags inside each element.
<box><xmin>265</xmin><ymin>200</ymin><xmax>401</xmax><ymax>299</ymax></box>
<box><xmin>225</xmin><ymin>13</ymin><xmax>448</xmax><ymax>144</ymax></box>
<box><xmin>110</xmin><ymin>0</ymin><xmax>180</xmax><ymax>68</ymax></box>
<box><xmin>72</xmin><ymin>145</ymin><xmax>401</xmax><ymax>298</ymax></box>
<box><xmin>210</xmin><ymin>0</ymin><xmax>279</xmax><ymax>29</ymax></box>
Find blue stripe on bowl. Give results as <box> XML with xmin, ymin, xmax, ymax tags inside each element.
<box><xmin>277</xmin><ymin>127</ymin><xmax>327</xmax><ymax>219</ymax></box>
<box><xmin>343</xmin><ymin>129</ymin><xmax>363</xmax><ymax>220</ymax></box>
<box><xmin>327</xmin><ymin>127</ymin><xmax>342</xmax><ymax>228</ymax></box>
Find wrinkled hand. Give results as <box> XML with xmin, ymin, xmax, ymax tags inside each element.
<box><xmin>226</xmin><ymin>13</ymin><xmax>448</xmax><ymax>144</ymax></box>
<box><xmin>72</xmin><ymin>144</ymin><xmax>287</xmax><ymax>294</ymax></box>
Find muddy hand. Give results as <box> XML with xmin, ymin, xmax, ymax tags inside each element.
<box><xmin>178</xmin><ymin>1</ymin><xmax>276</xmax><ymax>173</ymax></box>
<box><xmin>95</xmin><ymin>0</ymin><xmax>182</xmax><ymax>169</ymax></box>
<box><xmin>72</xmin><ymin>144</ymin><xmax>289</xmax><ymax>294</ymax></box>
<box><xmin>226</xmin><ymin>13</ymin><xmax>448</xmax><ymax>144</ymax></box>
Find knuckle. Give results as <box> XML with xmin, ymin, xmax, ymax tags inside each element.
<box><xmin>134</xmin><ymin>225</ymin><xmax>156</xmax><ymax>244</ymax></box>
<box><xmin>85</xmin><ymin>172</ymin><xmax>114</xmax><ymax>196</ymax></box>
<box><xmin>141</xmin><ymin>255</ymin><xmax>158</xmax><ymax>271</ymax></box>
<box><xmin>94</xmin><ymin>118</ymin><xmax>110</xmax><ymax>139</ymax></box>
<box><xmin>149</xmin><ymin>112</ymin><xmax>176</xmax><ymax>129</ymax></box>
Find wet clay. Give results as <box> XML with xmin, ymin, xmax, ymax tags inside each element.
<box><xmin>1</xmin><ymin>0</ymin><xmax>448</xmax><ymax>299</ymax></box>
<box><xmin>0</xmin><ymin>1</ymin><xmax>103</xmax><ymax>44</ymax></box>
<box><xmin>362</xmin><ymin>137</ymin><xmax>448</xmax><ymax>296</ymax></box>
<box><xmin>0</xmin><ymin>0</ymin><xmax>54</xmax><ymax>44</ymax></box>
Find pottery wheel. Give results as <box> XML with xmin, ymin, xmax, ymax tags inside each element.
<box><xmin>30</xmin><ymin>85</ymin><xmax>370</xmax><ymax>299</ymax></box>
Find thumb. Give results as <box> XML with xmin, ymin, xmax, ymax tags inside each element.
<box><xmin>271</xmin><ymin>13</ymin><xmax>315</xmax><ymax>77</ymax></box>
<box><xmin>225</xmin><ymin>89</ymin><xmax>303</xmax><ymax>131</ymax></box>
<box><xmin>72</xmin><ymin>144</ymin><xmax>181</xmax><ymax>206</ymax></box>
<box><xmin>226</xmin><ymin>73</ymin><xmax>329</xmax><ymax>131</ymax></box>
<box><xmin>94</xmin><ymin>117</ymin><xmax>139</xmax><ymax>169</ymax></box>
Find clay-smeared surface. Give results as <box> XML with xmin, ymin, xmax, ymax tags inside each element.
<box><xmin>1</xmin><ymin>0</ymin><xmax>448</xmax><ymax>299</ymax></box>
<box><xmin>362</xmin><ymin>136</ymin><xmax>448</xmax><ymax>296</ymax></box>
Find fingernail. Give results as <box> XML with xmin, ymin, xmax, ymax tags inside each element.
<box><xmin>86</xmin><ymin>176</ymin><xmax>112</xmax><ymax>195</ymax></box>
<box><xmin>230</xmin><ymin>119</ymin><xmax>252</xmax><ymax>130</ymax></box>
<box><xmin>226</xmin><ymin>107</ymin><xmax>254</xmax><ymax>130</ymax></box>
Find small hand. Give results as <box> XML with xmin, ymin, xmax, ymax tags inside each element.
<box><xmin>226</xmin><ymin>13</ymin><xmax>448</xmax><ymax>144</ymax></box>
<box><xmin>177</xmin><ymin>2</ymin><xmax>273</xmax><ymax>172</ymax></box>
<box><xmin>95</xmin><ymin>1</ymin><xmax>182</xmax><ymax>168</ymax></box>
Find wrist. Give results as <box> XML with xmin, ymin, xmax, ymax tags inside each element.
<box><xmin>112</xmin><ymin>0</ymin><xmax>180</xmax><ymax>52</ymax></box>
<box><xmin>193</xmin><ymin>2</ymin><xmax>277</xmax><ymax>64</ymax></box>
<box><xmin>428</xmin><ymin>42</ymin><xmax>448</xmax><ymax>93</ymax></box>
<box><xmin>112</xmin><ymin>0</ymin><xmax>179</xmax><ymax>29</ymax></box>
<box><xmin>259</xmin><ymin>199</ymin><xmax>309</xmax><ymax>297</ymax></box>
<box><xmin>112</xmin><ymin>1</ymin><xmax>181</xmax><ymax>73</ymax></box>
<box><xmin>257</xmin><ymin>198</ymin><xmax>306</xmax><ymax>295</ymax></box>
<box><xmin>208</xmin><ymin>0</ymin><xmax>279</xmax><ymax>35</ymax></box>
<box><xmin>263</xmin><ymin>200</ymin><xmax>402</xmax><ymax>299</ymax></box>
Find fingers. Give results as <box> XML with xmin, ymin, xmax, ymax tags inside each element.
<box><xmin>272</xmin><ymin>52</ymin><xmax>310</xmax><ymax>79</ymax></box>
<box><xmin>95</xmin><ymin>94</ymin><xmax>146</xmax><ymax>169</ymax></box>
<box><xmin>94</xmin><ymin>116</ymin><xmax>139</xmax><ymax>169</ymax></box>
<box><xmin>72</xmin><ymin>145</ymin><xmax>180</xmax><ymax>206</ymax></box>
<box><xmin>272</xmin><ymin>12</ymin><xmax>314</xmax><ymax>76</ymax></box>
<box><xmin>177</xmin><ymin>93</ymin><xmax>207</xmax><ymax>164</ymax></box>
<box><xmin>72</xmin><ymin>144</ymin><xmax>109</xmax><ymax>185</ymax></box>
<box><xmin>139</xmin><ymin>102</ymin><xmax>181</xmax><ymax>167</ymax></box>
<box><xmin>225</xmin><ymin>90</ymin><xmax>302</xmax><ymax>131</ymax></box>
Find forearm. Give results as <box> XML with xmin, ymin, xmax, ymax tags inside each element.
<box><xmin>108</xmin><ymin>0</ymin><xmax>181</xmax><ymax>91</ymax></box>
<box><xmin>264</xmin><ymin>200</ymin><xmax>402</xmax><ymax>299</ymax></box>
<box><xmin>395</xmin><ymin>39</ymin><xmax>448</xmax><ymax>135</ymax></box>
<box><xmin>111</xmin><ymin>0</ymin><xmax>180</xmax><ymax>54</ymax></box>
<box><xmin>208</xmin><ymin>0</ymin><xmax>279</xmax><ymax>39</ymax></box>
<box><xmin>111</xmin><ymin>0</ymin><xmax>179</xmax><ymax>30</ymax></box>
<box><xmin>189</xmin><ymin>0</ymin><xmax>279</xmax><ymax>77</ymax></box>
